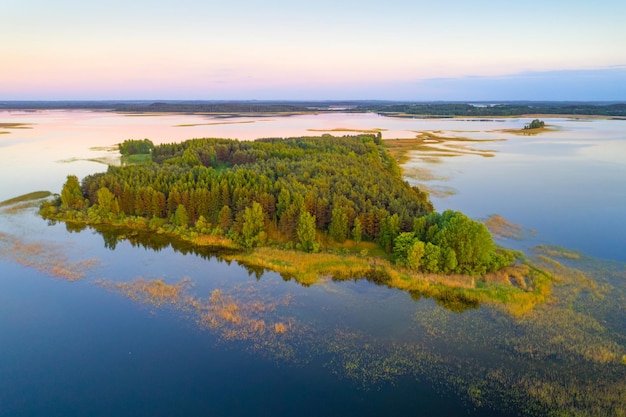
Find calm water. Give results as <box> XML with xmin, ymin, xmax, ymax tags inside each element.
<box><xmin>1</xmin><ymin>110</ymin><xmax>625</xmax><ymax>416</ymax></box>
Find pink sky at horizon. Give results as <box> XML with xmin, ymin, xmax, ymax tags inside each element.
<box><xmin>2</xmin><ymin>0</ymin><xmax>626</xmax><ymax>100</ymax></box>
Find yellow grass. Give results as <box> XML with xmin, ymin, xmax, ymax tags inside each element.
<box><xmin>484</xmin><ymin>214</ymin><xmax>524</xmax><ymax>240</ymax></box>
<box><xmin>0</xmin><ymin>123</ymin><xmax>32</xmax><ymax>129</ymax></box>
<box><xmin>0</xmin><ymin>191</ymin><xmax>52</xmax><ymax>207</ymax></box>
<box><xmin>497</xmin><ymin>126</ymin><xmax>556</xmax><ymax>136</ymax></box>
<box><xmin>384</xmin><ymin>134</ymin><xmax>497</xmax><ymax>165</ymax></box>
<box><xmin>0</xmin><ymin>231</ymin><xmax>98</xmax><ymax>281</ymax></box>
<box><xmin>220</xmin><ymin>246</ymin><xmax>552</xmax><ymax>316</ymax></box>
<box><xmin>105</xmin><ymin>278</ymin><xmax>187</xmax><ymax>306</ymax></box>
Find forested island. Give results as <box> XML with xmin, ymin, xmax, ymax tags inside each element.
<box><xmin>40</xmin><ymin>135</ymin><xmax>548</xmax><ymax>313</ymax></box>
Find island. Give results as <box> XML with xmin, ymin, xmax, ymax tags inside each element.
<box><xmin>40</xmin><ymin>134</ymin><xmax>550</xmax><ymax>314</ymax></box>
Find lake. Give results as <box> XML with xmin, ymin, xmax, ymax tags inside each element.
<box><xmin>1</xmin><ymin>110</ymin><xmax>625</xmax><ymax>416</ymax></box>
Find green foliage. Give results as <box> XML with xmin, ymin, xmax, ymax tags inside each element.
<box><xmin>119</xmin><ymin>139</ymin><xmax>154</xmax><ymax>156</ymax></box>
<box><xmin>379</xmin><ymin>213</ymin><xmax>401</xmax><ymax>252</ymax></box>
<box><xmin>352</xmin><ymin>217</ymin><xmax>362</xmax><ymax>243</ymax></box>
<box><xmin>329</xmin><ymin>207</ymin><xmax>349</xmax><ymax>243</ymax></box>
<box><xmin>432</xmin><ymin>210</ymin><xmax>495</xmax><ymax>275</ymax></box>
<box><xmin>406</xmin><ymin>240</ymin><xmax>426</xmax><ymax>270</ymax></box>
<box><xmin>43</xmin><ymin>135</ymin><xmax>519</xmax><ymax>276</ymax></box>
<box><xmin>241</xmin><ymin>202</ymin><xmax>266</xmax><ymax>248</ymax></box>
<box><xmin>61</xmin><ymin>175</ymin><xmax>87</xmax><ymax>210</ymax></box>
<box><xmin>422</xmin><ymin>242</ymin><xmax>442</xmax><ymax>273</ymax></box>
<box><xmin>443</xmin><ymin>248</ymin><xmax>458</xmax><ymax>273</ymax></box>
<box><xmin>74</xmin><ymin>136</ymin><xmax>432</xmax><ymax>242</ymax></box>
<box><xmin>391</xmin><ymin>210</ymin><xmax>512</xmax><ymax>275</ymax></box>
<box><xmin>297</xmin><ymin>210</ymin><xmax>318</xmax><ymax>253</ymax></box>
<box><xmin>173</xmin><ymin>204</ymin><xmax>189</xmax><ymax>227</ymax></box>
<box><xmin>393</xmin><ymin>232</ymin><xmax>417</xmax><ymax>267</ymax></box>
<box><xmin>95</xmin><ymin>187</ymin><xmax>120</xmax><ymax>219</ymax></box>
<box><xmin>218</xmin><ymin>205</ymin><xmax>232</xmax><ymax>232</ymax></box>
<box><xmin>524</xmin><ymin>119</ymin><xmax>545</xmax><ymax>130</ymax></box>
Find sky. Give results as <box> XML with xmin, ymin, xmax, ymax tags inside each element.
<box><xmin>2</xmin><ymin>0</ymin><xmax>626</xmax><ymax>101</ymax></box>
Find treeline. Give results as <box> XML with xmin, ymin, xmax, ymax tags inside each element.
<box><xmin>115</xmin><ymin>102</ymin><xmax>311</xmax><ymax>113</ymax></box>
<box><xmin>358</xmin><ymin>103</ymin><xmax>626</xmax><ymax>117</ymax></box>
<box><xmin>42</xmin><ymin>134</ymin><xmax>513</xmax><ymax>275</ymax></box>
<box><xmin>119</xmin><ymin>139</ymin><xmax>154</xmax><ymax>155</ymax></box>
<box><xmin>0</xmin><ymin>101</ymin><xmax>312</xmax><ymax>113</ymax></box>
<box><xmin>3</xmin><ymin>101</ymin><xmax>625</xmax><ymax>117</ymax></box>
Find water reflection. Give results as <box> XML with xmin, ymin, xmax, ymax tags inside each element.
<box><xmin>0</xmin><ymin>230</ymin><xmax>99</xmax><ymax>281</ymax></box>
<box><xmin>85</xmin><ymin>223</ymin><xmax>490</xmax><ymax>314</ymax></box>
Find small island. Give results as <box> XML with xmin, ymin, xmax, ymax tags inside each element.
<box><xmin>524</xmin><ymin>119</ymin><xmax>545</xmax><ymax>130</ymax></box>
<box><xmin>40</xmin><ymin>134</ymin><xmax>550</xmax><ymax>314</ymax></box>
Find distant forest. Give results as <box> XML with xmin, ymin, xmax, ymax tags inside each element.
<box><xmin>2</xmin><ymin>100</ymin><xmax>625</xmax><ymax>117</ymax></box>
<box><xmin>358</xmin><ymin>102</ymin><xmax>626</xmax><ymax>117</ymax></box>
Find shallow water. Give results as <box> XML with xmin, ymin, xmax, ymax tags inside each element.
<box><xmin>1</xmin><ymin>111</ymin><xmax>625</xmax><ymax>416</ymax></box>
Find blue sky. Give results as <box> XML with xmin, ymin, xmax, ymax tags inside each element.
<box><xmin>2</xmin><ymin>0</ymin><xmax>625</xmax><ymax>100</ymax></box>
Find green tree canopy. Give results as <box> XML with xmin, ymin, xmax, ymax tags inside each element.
<box><xmin>61</xmin><ymin>175</ymin><xmax>87</xmax><ymax>210</ymax></box>
<box><xmin>297</xmin><ymin>210</ymin><xmax>318</xmax><ymax>252</ymax></box>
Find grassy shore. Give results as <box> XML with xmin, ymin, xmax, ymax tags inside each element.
<box><xmin>0</xmin><ymin>191</ymin><xmax>52</xmax><ymax>207</ymax></box>
<box><xmin>497</xmin><ymin>126</ymin><xmax>556</xmax><ymax>135</ymax></box>
<box><xmin>38</xmin><ymin>205</ymin><xmax>552</xmax><ymax>317</ymax></box>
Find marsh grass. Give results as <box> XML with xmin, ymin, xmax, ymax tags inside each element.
<box><xmin>497</xmin><ymin>126</ymin><xmax>557</xmax><ymax>136</ymax></box>
<box><xmin>223</xmin><ymin>246</ymin><xmax>551</xmax><ymax>315</ymax></box>
<box><xmin>483</xmin><ymin>214</ymin><xmax>534</xmax><ymax>240</ymax></box>
<box><xmin>99</xmin><ymin>277</ymin><xmax>190</xmax><ymax>307</ymax></box>
<box><xmin>99</xmin><ymin>277</ymin><xmax>296</xmax><ymax>348</ymax></box>
<box><xmin>1</xmin><ymin>201</ymin><xmax>46</xmax><ymax>214</ymax></box>
<box><xmin>414</xmin><ymin>184</ymin><xmax>458</xmax><ymax>198</ymax></box>
<box><xmin>406</xmin><ymin>248</ymin><xmax>626</xmax><ymax>416</ymax></box>
<box><xmin>58</xmin><ymin>156</ymin><xmax>121</xmax><ymax>166</ymax></box>
<box><xmin>384</xmin><ymin>134</ymin><xmax>498</xmax><ymax>166</ymax></box>
<box><xmin>90</xmin><ymin>145</ymin><xmax>119</xmax><ymax>152</ymax></box>
<box><xmin>0</xmin><ymin>123</ymin><xmax>32</xmax><ymax>129</ymax></box>
<box><xmin>401</xmin><ymin>166</ymin><xmax>449</xmax><ymax>182</ymax></box>
<box><xmin>533</xmin><ymin>244</ymin><xmax>581</xmax><ymax>260</ymax></box>
<box><xmin>0</xmin><ymin>191</ymin><xmax>52</xmax><ymax>207</ymax></box>
<box><xmin>0</xmin><ymin>231</ymin><xmax>98</xmax><ymax>281</ymax></box>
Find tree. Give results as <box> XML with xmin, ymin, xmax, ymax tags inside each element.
<box><xmin>421</xmin><ymin>242</ymin><xmax>441</xmax><ymax>273</ymax></box>
<box><xmin>524</xmin><ymin>119</ymin><xmax>545</xmax><ymax>130</ymax></box>
<box><xmin>406</xmin><ymin>240</ymin><xmax>426</xmax><ymax>270</ymax></box>
<box><xmin>96</xmin><ymin>187</ymin><xmax>120</xmax><ymax>217</ymax></box>
<box><xmin>329</xmin><ymin>207</ymin><xmax>348</xmax><ymax>243</ymax></box>
<box><xmin>241</xmin><ymin>202</ymin><xmax>266</xmax><ymax>248</ymax></box>
<box><xmin>432</xmin><ymin>210</ymin><xmax>495</xmax><ymax>275</ymax></box>
<box><xmin>173</xmin><ymin>204</ymin><xmax>189</xmax><ymax>227</ymax></box>
<box><xmin>442</xmin><ymin>248</ymin><xmax>458</xmax><ymax>273</ymax></box>
<box><xmin>352</xmin><ymin>217</ymin><xmax>363</xmax><ymax>243</ymax></box>
<box><xmin>393</xmin><ymin>232</ymin><xmax>416</xmax><ymax>266</ymax></box>
<box><xmin>297</xmin><ymin>211</ymin><xmax>318</xmax><ymax>252</ymax></box>
<box><xmin>379</xmin><ymin>213</ymin><xmax>401</xmax><ymax>252</ymax></box>
<box><xmin>218</xmin><ymin>205</ymin><xmax>232</xmax><ymax>232</ymax></box>
<box><xmin>119</xmin><ymin>139</ymin><xmax>154</xmax><ymax>156</ymax></box>
<box><xmin>61</xmin><ymin>175</ymin><xmax>86</xmax><ymax>210</ymax></box>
